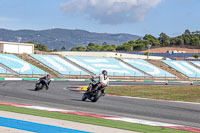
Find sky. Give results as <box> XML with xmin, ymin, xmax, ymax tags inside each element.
<box><xmin>0</xmin><ymin>0</ymin><xmax>199</xmax><ymax>37</ymax></box>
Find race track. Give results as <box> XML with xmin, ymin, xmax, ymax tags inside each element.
<box><xmin>0</xmin><ymin>81</ymin><xmax>199</xmax><ymax>128</ymax></box>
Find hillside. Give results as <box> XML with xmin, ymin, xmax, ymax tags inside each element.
<box><xmin>69</xmin><ymin>30</ymin><xmax>200</xmax><ymax>52</ymax></box>
<box><xmin>0</xmin><ymin>28</ymin><xmax>140</xmax><ymax>50</ymax></box>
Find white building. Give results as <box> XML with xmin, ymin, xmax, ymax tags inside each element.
<box><xmin>0</xmin><ymin>41</ymin><xmax>34</xmax><ymax>54</ymax></box>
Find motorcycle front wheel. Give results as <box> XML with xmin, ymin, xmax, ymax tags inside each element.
<box><xmin>91</xmin><ymin>90</ymin><xmax>102</xmax><ymax>102</ymax></box>
<box><xmin>82</xmin><ymin>93</ymin><xmax>87</xmax><ymax>101</ymax></box>
<box><xmin>35</xmin><ymin>83</ymin><xmax>43</xmax><ymax>91</ymax></box>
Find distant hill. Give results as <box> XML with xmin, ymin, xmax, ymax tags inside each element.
<box><xmin>0</xmin><ymin>28</ymin><xmax>140</xmax><ymax>50</ymax></box>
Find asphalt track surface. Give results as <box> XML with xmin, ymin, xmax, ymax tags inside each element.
<box><xmin>0</xmin><ymin>81</ymin><xmax>200</xmax><ymax>128</ymax></box>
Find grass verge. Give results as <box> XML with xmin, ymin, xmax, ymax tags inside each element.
<box><xmin>107</xmin><ymin>85</ymin><xmax>200</xmax><ymax>103</ymax></box>
<box><xmin>0</xmin><ymin>104</ymin><xmax>190</xmax><ymax>133</ymax></box>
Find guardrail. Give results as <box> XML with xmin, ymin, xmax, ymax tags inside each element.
<box><xmin>1</xmin><ymin>78</ymin><xmax>200</xmax><ymax>85</ymax></box>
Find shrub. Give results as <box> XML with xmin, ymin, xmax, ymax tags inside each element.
<box><xmin>144</xmin><ymin>52</ymin><xmax>151</xmax><ymax>56</ymax></box>
<box><xmin>193</xmin><ymin>54</ymin><xmax>199</xmax><ymax>59</ymax></box>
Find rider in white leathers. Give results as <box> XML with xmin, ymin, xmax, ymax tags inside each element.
<box><xmin>90</xmin><ymin>70</ymin><xmax>109</xmax><ymax>95</ymax></box>
<box><xmin>93</xmin><ymin>70</ymin><xmax>109</xmax><ymax>86</ymax></box>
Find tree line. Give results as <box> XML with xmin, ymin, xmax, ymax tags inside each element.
<box><xmin>26</xmin><ymin>42</ymin><xmax>59</xmax><ymax>52</ymax></box>
<box><xmin>71</xmin><ymin>29</ymin><xmax>200</xmax><ymax>52</ymax></box>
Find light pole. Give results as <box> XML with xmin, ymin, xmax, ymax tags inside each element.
<box><xmin>17</xmin><ymin>37</ymin><xmax>22</xmax><ymax>53</ymax></box>
<box><xmin>147</xmin><ymin>44</ymin><xmax>151</xmax><ymax>59</ymax></box>
<box><xmin>17</xmin><ymin>37</ymin><xmax>22</xmax><ymax>42</ymax></box>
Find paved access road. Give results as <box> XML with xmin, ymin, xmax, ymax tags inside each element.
<box><xmin>0</xmin><ymin>81</ymin><xmax>199</xmax><ymax>128</ymax></box>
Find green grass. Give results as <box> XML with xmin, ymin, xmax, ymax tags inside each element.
<box><xmin>0</xmin><ymin>104</ymin><xmax>191</xmax><ymax>133</ymax></box>
<box><xmin>107</xmin><ymin>85</ymin><xmax>200</xmax><ymax>102</ymax></box>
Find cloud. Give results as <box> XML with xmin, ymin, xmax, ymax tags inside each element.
<box><xmin>61</xmin><ymin>0</ymin><xmax>163</xmax><ymax>25</ymax></box>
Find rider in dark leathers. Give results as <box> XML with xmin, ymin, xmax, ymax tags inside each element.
<box><xmin>39</xmin><ymin>74</ymin><xmax>51</xmax><ymax>90</ymax></box>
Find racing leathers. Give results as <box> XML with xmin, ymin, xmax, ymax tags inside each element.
<box><xmin>39</xmin><ymin>76</ymin><xmax>51</xmax><ymax>90</ymax></box>
<box><xmin>90</xmin><ymin>74</ymin><xmax>109</xmax><ymax>95</ymax></box>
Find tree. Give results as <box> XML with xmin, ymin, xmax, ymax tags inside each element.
<box><xmin>71</xmin><ymin>47</ymin><xmax>77</xmax><ymax>51</ymax></box>
<box><xmin>61</xmin><ymin>45</ymin><xmax>66</xmax><ymax>51</ymax></box>
<box><xmin>158</xmin><ymin>32</ymin><xmax>170</xmax><ymax>46</ymax></box>
<box><xmin>143</xmin><ymin>34</ymin><xmax>160</xmax><ymax>46</ymax></box>
<box><xmin>88</xmin><ymin>43</ymin><xmax>95</xmax><ymax>46</ymax></box>
<box><xmin>193</xmin><ymin>54</ymin><xmax>199</xmax><ymax>59</ymax></box>
<box><xmin>71</xmin><ymin>46</ymin><xmax>86</xmax><ymax>51</ymax></box>
<box><xmin>26</xmin><ymin>41</ymin><xmax>49</xmax><ymax>52</ymax></box>
<box><xmin>192</xmin><ymin>31</ymin><xmax>200</xmax><ymax>36</ymax></box>
<box><xmin>34</xmin><ymin>43</ymin><xmax>48</xmax><ymax>51</ymax></box>
<box><xmin>175</xmin><ymin>38</ymin><xmax>184</xmax><ymax>46</ymax></box>
<box><xmin>52</xmin><ymin>49</ymin><xmax>57</xmax><ymax>52</ymax></box>
<box><xmin>144</xmin><ymin>52</ymin><xmax>151</xmax><ymax>56</ymax></box>
<box><xmin>77</xmin><ymin>46</ymin><xmax>86</xmax><ymax>51</ymax></box>
<box><xmin>170</xmin><ymin>38</ymin><xmax>177</xmax><ymax>46</ymax></box>
<box><xmin>116</xmin><ymin>45</ymin><xmax>125</xmax><ymax>51</ymax></box>
<box><xmin>184</xmin><ymin>29</ymin><xmax>191</xmax><ymax>36</ymax></box>
<box><xmin>183</xmin><ymin>37</ymin><xmax>191</xmax><ymax>45</ymax></box>
<box><xmin>86</xmin><ymin>44</ymin><xmax>102</xmax><ymax>51</ymax></box>
<box><xmin>122</xmin><ymin>42</ymin><xmax>133</xmax><ymax>51</ymax></box>
<box><xmin>133</xmin><ymin>43</ymin><xmax>145</xmax><ymax>51</ymax></box>
<box><xmin>191</xmin><ymin>36</ymin><xmax>200</xmax><ymax>46</ymax></box>
<box><xmin>143</xmin><ymin>34</ymin><xmax>157</xmax><ymax>40</ymax></box>
<box><xmin>102</xmin><ymin>42</ymin><xmax>107</xmax><ymax>46</ymax></box>
<box><xmin>48</xmin><ymin>49</ymin><xmax>57</xmax><ymax>52</ymax></box>
<box><xmin>101</xmin><ymin>44</ymin><xmax>116</xmax><ymax>51</ymax></box>
<box><xmin>127</xmin><ymin>40</ymin><xmax>136</xmax><ymax>44</ymax></box>
<box><xmin>111</xmin><ymin>44</ymin><xmax>118</xmax><ymax>50</ymax></box>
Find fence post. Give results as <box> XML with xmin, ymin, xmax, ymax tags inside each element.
<box><xmin>19</xmin><ymin>69</ymin><xmax>21</xmax><ymax>77</ymax></box>
<box><xmin>32</xmin><ymin>70</ymin><xmax>34</xmax><ymax>78</ymax></box>
<box><xmin>134</xmin><ymin>72</ymin><xmax>136</xmax><ymax>81</ymax></box>
<box><xmin>69</xmin><ymin>71</ymin><xmax>71</xmax><ymax>78</ymax></box>
<box><xmin>195</xmin><ymin>73</ymin><xmax>197</xmax><ymax>81</ymax></box>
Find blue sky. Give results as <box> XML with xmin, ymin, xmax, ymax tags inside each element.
<box><xmin>0</xmin><ymin>0</ymin><xmax>199</xmax><ymax>37</ymax></box>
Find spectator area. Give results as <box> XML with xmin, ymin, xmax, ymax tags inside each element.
<box><xmin>192</xmin><ymin>61</ymin><xmax>200</xmax><ymax>68</ymax></box>
<box><xmin>0</xmin><ymin>54</ymin><xmax>45</xmax><ymax>75</ymax></box>
<box><xmin>0</xmin><ymin>66</ymin><xmax>11</xmax><ymax>74</ymax></box>
<box><xmin>121</xmin><ymin>59</ymin><xmax>175</xmax><ymax>77</ymax></box>
<box><xmin>30</xmin><ymin>54</ymin><xmax>88</xmax><ymax>75</ymax></box>
<box><xmin>65</xmin><ymin>56</ymin><xmax>146</xmax><ymax>77</ymax></box>
<box><xmin>162</xmin><ymin>60</ymin><xmax>200</xmax><ymax>78</ymax></box>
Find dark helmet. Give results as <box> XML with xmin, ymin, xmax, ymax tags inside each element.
<box><xmin>102</xmin><ymin>70</ymin><xmax>107</xmax><ymax>75</ymax></box>
<box><xmin>47</xmin><ymin>74</ymin><xmax>50</xmax><ymax>77</ymax></box>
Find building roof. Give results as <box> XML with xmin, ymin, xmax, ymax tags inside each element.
<box><xmin>0</xmin><ymin>41</ymin><xmax>34</xmax><ymax>46</ymax></box>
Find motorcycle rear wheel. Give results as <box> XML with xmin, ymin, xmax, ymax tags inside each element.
<box><xmin>35</xmin><ymin>83</ymin><xmax>43</xmax><ymax>91</ymax></box>
<box><xmin>91</xmin><ymin>90</ymin><xmax>102</xmax><ymax>102</ymax></box>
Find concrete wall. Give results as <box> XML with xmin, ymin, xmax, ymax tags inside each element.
<box><xmin>53</xmin><ymin>51</ymin><xmax>167</xmax><ymax>60</ymax></box>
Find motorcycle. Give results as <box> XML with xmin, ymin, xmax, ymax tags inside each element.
<box><xmin>82</xmin><ymin>79</ymin><xmax>105</xmax><ymax>102</ymax></box>
<box><xmin>34</xmin><ymin>80</ymin><xmax>46</xmax><ymax>91</ymax></box>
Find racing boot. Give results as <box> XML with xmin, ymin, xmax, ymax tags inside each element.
<box><xmin>101</xmin><ymin>89</ymin><xmax>105</xmax><ymax>96</ymax></box>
